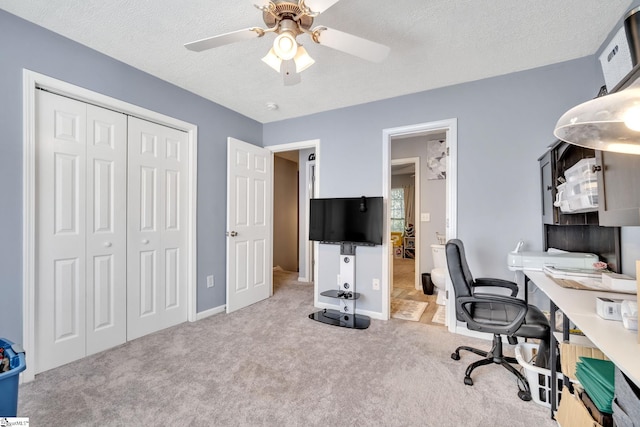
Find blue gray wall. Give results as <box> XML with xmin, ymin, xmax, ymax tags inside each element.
<box><xmin>0</xmin><ymin>10</ymin><xmax>262</xmax><ymax>344</ymax></box>
<box><xmin>263</xmin><ymin>57</ymin><xmax>606</xmax><ymax>314</ymax></box>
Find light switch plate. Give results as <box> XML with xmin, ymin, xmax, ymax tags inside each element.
<box><xmin>421</xmin><ymin>213</ymin><xmax>430</xmax><ymax>222</ymax></box>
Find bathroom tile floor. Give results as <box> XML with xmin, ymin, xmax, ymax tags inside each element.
<box><xmin>392</xmin><ymin>257</ymin><xmax>441</xmax><ymax>326</ymax></box>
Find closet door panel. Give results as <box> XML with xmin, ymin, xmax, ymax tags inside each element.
<box><xmin>36</xmin><ymin>90</ymin><xmax>87</xmax><ymax>373</ymax></box>
<box><xmin>86</xmin><ymin>104</ymin><xmax>127</xmax><ymax>356</ymax></box>
<box><xmin>161</xmin><ymin>130</ymin><xmax>188</xmax><ymax>325</ymax></box>
<box><xmin>127</xmin><ymin>117</ymin><xmax>188</xmax><ymax>340</ymax></box>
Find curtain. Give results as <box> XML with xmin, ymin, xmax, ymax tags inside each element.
<box><xmin>403</xmin><ymin>184</ymin><xmax>415</xmax><ymax>231</ymax></box>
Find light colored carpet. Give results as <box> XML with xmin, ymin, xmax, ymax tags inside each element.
<box><xmin>17</xmin><ymin>271</ymin><xmax>555</xmax><ymax>426</ymax></box>
<box><xmin>432</xmin><ymin>305</ymin><xmax>446</xmax><ymax>325</ymax></box>
<box><xmin>391</xmin><ymin>298</ymin><xmax>428</xmax><ymax>321</ymax></box>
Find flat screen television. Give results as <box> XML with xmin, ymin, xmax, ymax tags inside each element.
<box><xmin>309</xmin><ymin>196</ymin><xmax>383</xmax><ymax>246</ymax></box>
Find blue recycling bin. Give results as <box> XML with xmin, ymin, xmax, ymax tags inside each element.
<box><xmin>0</xmin><ymin>338</ymin><xmax>26</xmax><ymax>417</ymax></box>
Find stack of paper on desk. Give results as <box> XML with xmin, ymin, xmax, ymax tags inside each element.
<box><xmin>575</xmin><ymin>357</ymin><xmax>615</xmax><ymax>414</ymax></box>
<box><xmin>543</xmin><ymin>265</ymin><xmax>602</xmax><ymax>280</ymax></box>
<box><xmin>601</xmin><ymin>272</ymin><xmax>637</xmax><ymax>294</ymax></box>
<box><xmin>543</xmin><ymin>266</ymin><xmax>638</xmax><ymax>294</ymax></box>
<box><xmin>543</xmin><ymin>265</ymin><xmax>604</xmax><ymax>290</ymax></box>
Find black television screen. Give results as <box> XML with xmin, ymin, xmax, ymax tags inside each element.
<box><xmin>309</xmin><ymin>197</ymin><xmax>383</xmax><ymax>246</ymax></box>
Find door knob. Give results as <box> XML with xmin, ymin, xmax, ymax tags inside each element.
<box><xmin>226</xmin><ymin>231</ymin><xmax>238</xmax><ymax>237</ymax></box>
<box><xmin>142</xmin><ymin>239</ymin><xmax>150</xmax><ymax>244</ymax></box>
<box><xmin>104</xmin><ymin>242</ymin><xmax>112</xmax><ymax>248</ymax></box>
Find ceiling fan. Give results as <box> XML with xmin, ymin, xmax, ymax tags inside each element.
<box><xmin>184</xmin><ymin>0</ymin><xmax>391</xmax><ymax>85</ymax></box>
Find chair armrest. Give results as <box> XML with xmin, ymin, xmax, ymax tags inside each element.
<box><xmin>474</xmin><ymin>278</ymin><xmax>519</xmax><ymax>297</ymax></box>
<box><xmin>457</xmin><ymin>293</ymin><xmax>528</xmax><ymax>335</ymax></box>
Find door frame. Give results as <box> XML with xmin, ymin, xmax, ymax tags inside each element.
<box><xmin>22</xmin><ymin>69</ymin><xmax>198</xmax><ymax>381</ymax></box>
<box><xmin>303</xmin><ymin>159</ymin><xmax>316</xmax><ymax>283</ymax></box>
<box><xmin>266</xmin><ymin>139</ymin><xmax>320</xmax><ymax>297</ymax></box>
<box><xmin>390</xmin><ymin>157</ymin><xmax>421</xmax><ymax>290</ymax></box>
<box><xmin>382</xmin><ymin>119</ymin><xmax>457</xmax><ymax>331</ymax></box>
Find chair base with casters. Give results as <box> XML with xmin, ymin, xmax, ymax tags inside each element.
<box><xmin>451</xmin><ymin>334</ymin><xmax>532</xmax><ymax>401</ymax></box>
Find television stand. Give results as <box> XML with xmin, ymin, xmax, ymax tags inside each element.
<box><xmin>308</xmin><ymin>242</ymin><xmax>370</xmax><ymax>329</ymax></box>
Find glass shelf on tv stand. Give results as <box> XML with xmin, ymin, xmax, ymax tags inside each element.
<box><xmin>308</xmin><ymin>309</ymin><xmax>370</xmax><ymax>329</ymax></box>
<box><xmin>310</xmin><ymin>290</ymin><xmax>370</xmax><ymax>329</ymax></box>
<box><xmin>320</xmin><ymin>289</ymin><xmax>361</xmax><ymax>300</ymax></box>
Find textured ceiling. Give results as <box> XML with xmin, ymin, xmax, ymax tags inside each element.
<box><xmin>0</xmin><ymin>0</ymin><xmax>632</xmax><ymax>123</ymax></box>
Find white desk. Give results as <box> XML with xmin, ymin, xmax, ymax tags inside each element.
<box><xmin>526</xmin><ymin>271</ymin><xmax>640</xmax><ymax>390</ymax></box>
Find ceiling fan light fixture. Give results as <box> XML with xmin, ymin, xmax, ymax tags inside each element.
<box><xmin>273</xmin><ymin>31</ymin><xmax>298</xmax><ymax>60</ymax></box>
<box><xmin>262</xmin><ymin>48</ymin><xmax>282</xmax><ymax>72</ymax></box>
<box><xmin>553</xmin><ymin>78</ymin><xmax>640</xmax><ymax>154</ymax></box>
<box><xmin>293</xmin><ymin>45</ymin><xmax>315</xmax><ymax>73</ymax></box>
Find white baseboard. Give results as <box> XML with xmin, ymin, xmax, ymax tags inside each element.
<box><xmin>195</xmin><ymin>304</ymin><xmax>226</xmax><ymax>321</ymax></box>
<box><xmin>455</xmin><ymin>326</ymin><xmax>492</xmax><ymax>341</ymax></box>
<box><xmin>359</xmin><ymin>309</ymin><xmax>386</xmax><ymax>321</ymax></box>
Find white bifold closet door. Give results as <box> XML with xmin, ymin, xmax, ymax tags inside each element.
<box><xmin>36</xmin><ymin>90</ymin><xmax>127</xmax><ymax>373</ymax></box>
<box><xmin>35</xmin><ymin>91</ymin><xmax>189</xmax><ymax>373</ymax></box>
<box><xmin>126</xmin><ymin>117</ymin><xmax>188</xmax><ymax>340</ymax></box>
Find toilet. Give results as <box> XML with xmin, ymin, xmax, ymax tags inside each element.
<box><xmin>430</xmin><ymin>244</ymin><xmax>448</xmax><ymax>305</ymax></box>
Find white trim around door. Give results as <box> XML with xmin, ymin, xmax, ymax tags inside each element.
<box><xmin>22</xmin><ymin>69</ymin><xmax>198</xmax><ymax>382</ymax></box>
<box><xmin>302</xmin><ymin>159</ymin><xmax>316</xmax><ymax>283</ymax></box>
<box><xmin>382</xmin><ymin>119</ymin><xmax>458</xmax><ymax>330</ymax></box>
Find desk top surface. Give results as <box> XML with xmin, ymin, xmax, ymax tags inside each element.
<box><xmin>526</xmin><ymin>271</ymin><xmax>640</xmax><ymax>388</ymax></box>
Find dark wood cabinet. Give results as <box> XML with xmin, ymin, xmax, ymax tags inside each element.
<box><xmin>589</xmin><ymin>64</ymin><xmax>640</xmax><ymax>226</ymax></box>
<box><xmin>539</xmin><ymin>142</ymin><xmax>621</xmax><ymax>272</ymax></box>
<box><xmin>539</xmin><ymin>141</ymin><xmax>599</xmax><ymax>226</ymax></box>
<box><xmin>540</xmin><ymin>150</ymin><xmax>554</xmax><ymax>225</ymax></box>
<box><xmin>534</xmin><ymin>65</ymin><xmax>640</xmax><ymax>271</ymax></box>
<box><xmin>595</xmin><ymin>150</ymin><xmax>640</xmax><ymax>226</ymax></box>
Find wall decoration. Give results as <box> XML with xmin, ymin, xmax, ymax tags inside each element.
<box><xmin>426</xmin><ymin>139</ymin><xmax>446</xmax><ymax>180</ymax></box>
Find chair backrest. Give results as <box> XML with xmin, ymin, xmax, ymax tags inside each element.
<box><xmin>445</xmin><ymin>240</ymin><xmax>475</xmax><ymax>320</ymax></box>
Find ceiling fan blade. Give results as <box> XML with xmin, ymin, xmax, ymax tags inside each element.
<box><xmin>303</xmin><ymin>0</ymin><xmax>341</xmax><ymax>14</ymax></box>
<box><xmin>314</xmin><ymin>27</ymin><xmax>390</xmax><ymax>62</ymax></box>
<box><xmin>281</xmin><ymin>60</ymin><xmax>301</xmax><ymax>86</ymax></box>
<box><xmin>185</xmin><ymin>28</ymin><xmax>261</xmax><ymax>52</ymax></box>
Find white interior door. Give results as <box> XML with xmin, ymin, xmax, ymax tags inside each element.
<box><xmin>226</xmin><ymin>137</ymin><xmax>272</xmax><ymax>313</ymax></box>
<box><xmin>127</xmin><ymin>117</ymin><xmax>188</xmax><ymax>340</ymax></box>
<box><xmin>35</xmin><ymin>90</ymin><xmax>127</xmax><ymax>372</ymax></box>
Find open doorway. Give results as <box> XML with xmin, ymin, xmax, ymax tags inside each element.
<box><xmin>390</xmin><ymin>158</ymin><xmax>420</xmax><ymax>291</ymax></box>
<box><xmin>382</xmin><ymin>119</ymin><xmax>458</xmax><ymax>331</ymax></box>
<box><xmin>273</xmin><ymin>151</ymin><xmax>301</xmax><ymax>277</ymax></box>
<box><xmin>389</xmin><ymin>152</ymin><xmax>442</xmax><ymax>325</ymax></box>
<box><xmin>268</xmin><ymin>141</ymin><xmax>319</xmax><ymax>296</ymax></box>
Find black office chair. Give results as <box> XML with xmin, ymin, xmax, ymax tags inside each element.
<box><xmin>445</xmin><ymin>239</ymin><xmax>550</xmax><ymax>401</ymax></box>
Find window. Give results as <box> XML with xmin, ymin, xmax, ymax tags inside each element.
<box><xmin>390</xmin><ymin>188</ymin><xmax>405</xmax><ymax>233</ymax></box>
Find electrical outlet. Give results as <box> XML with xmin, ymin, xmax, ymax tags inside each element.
<box><xmin>372</xmin><ymin>278</ymin><xmax>380</xmax><ymax>290</ymax></box>
<box><xmin>207</xmin><ymin>275</ymin><xmax>214</xmax><ymax>288</ymax></box>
